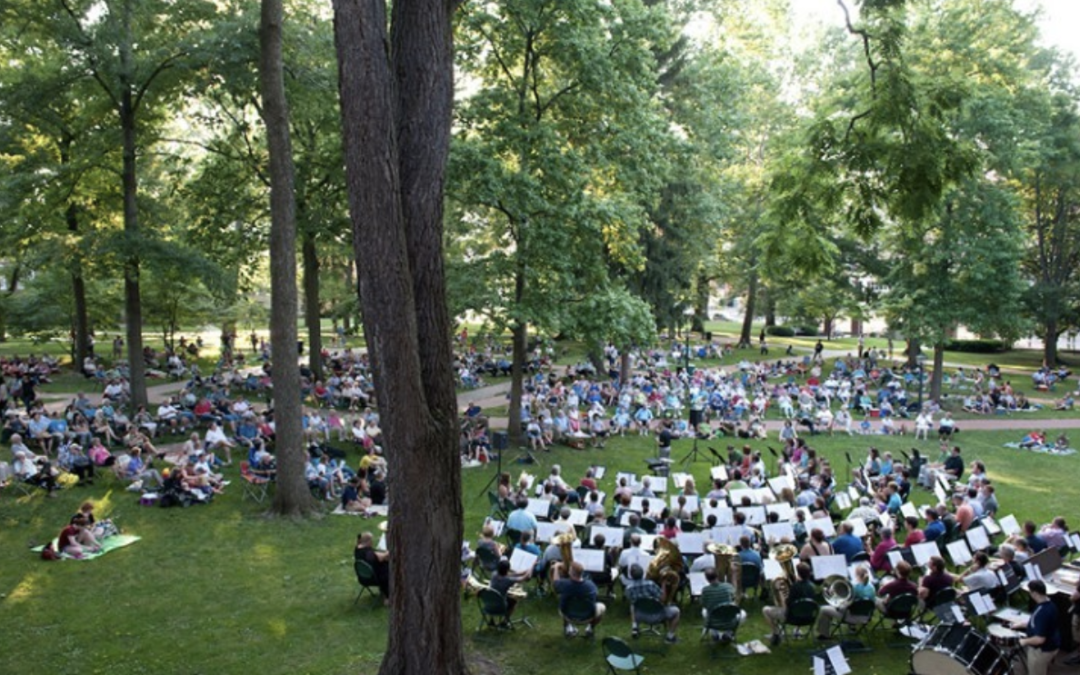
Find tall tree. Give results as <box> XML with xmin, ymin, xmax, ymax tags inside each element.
<box><xmin>260</xmin><ymin>0</ymin><xmax>316</xmax><ymax>516</ymax></box>
<box><xmin>333</xmin><ymin>0</ymin><xmax>466</xmax><ymax>673</ymax></box>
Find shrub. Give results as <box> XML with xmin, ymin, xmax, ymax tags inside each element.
<box><xmin>765</xmin><ymin>326</ymin><xmax>795</xmax><ymax>337</ymax></box>
<box><xmin>943</xmin><ymin>339</ymin><xmax>1008</xmax><ymax>353</ymax></box>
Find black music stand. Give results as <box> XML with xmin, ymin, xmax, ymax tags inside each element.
<box><xmin>477</xmin><ymin>431</ymin><xmax>507</xmax><ymax>496</ymax></box>
<box><xmin>680</xmin><ymin>436</ymin><xmax>707</xmax><ymax>465</ymax></box>
<box><xmin>708</xmin><ymin>446</ymin><xmax>725</xmax><ymax>465</ymax></box>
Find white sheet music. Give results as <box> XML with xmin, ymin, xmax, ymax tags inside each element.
<box><xmin>536</xmin><ymin>521</ymin><xmax>572</xmax><ymax>543</ymax></box>
<box><xmin>911</xmin><ymin>541</ymin><xmax>941</xmax><ymax>566</ymax></box>
<box><xmin>575</xmin><ymin>548</ymin><xmax>606</xmax><ymax>573</ymax></box>
<box><xmin>672</xmin><ymin>472</ymin><xmax>691</xmax><ymax>489</ymax></box>
<box><xmin>527</xmin><ymin>498</ymin><xmax>551</xmax><ymax>518</ymax></box>
<box><xmin>934</xmin><ymin>483</ymin><xmax>948</xmax><ymax>506</ymax></box>
<box><xmin>566</xmin><ymin>509</ymin><xmax>590</xmax><ymax>527</ymax></box>
<box><xmin>813</xmin><ymin>656</ymin><xmax>826</xmax><ymax>675</ymax></box>
<box><xmin>982</xmin><ymin>517</ymin><xmax>1001</xmax><ymax>536</ymax></box>
<box><xmin>1070</xmin><ymin>532</ymin><xmax>1080</xmax><ymax>550</ymax></box>
<box><xmin>710</xmin><ymin>465</ymin><xmax>728</xmax><ymax>481</ymax></box>
<box><xmin>762</xmin><ymin>522</ymin><xmax>796</xmax><ymax>544</ymax></box>
<box><xmin>702</xmin><ymin>504</ymin><xmax>734</xmax><ymax>526</ymax></box>
<box><xmin>999</xmin><ymin>514</ymin><xmax>1021</xmax><ymax>536</ymax></box>
<box><xmin>826</xmin><ymin>645</ymin><xmax>852</xmax><ymax>675</ymax></box>
<box><xmin>1024</xmin><ymin>563</ymin><xmax>1045</xmax><ymax>582</ymax></box>
<box><xmin>768</xmin><ymin>475</ymin><xmax>794</xmax><ymax>494</ymax></box>
<box><xmin>616</xmin><ymin>472</ymin><xmax>639</xmax><ymax>488</ymax></box>
<box><xmin>677</xmin><ymin>531</ymin><xmax>707</xmax><ymax>554</ymax></box>
<box><xmin>807</xmin><ymin>516</ymin><xmax>836</xmax><ymax>538</ymax></box>
<box><xmin>767</xmin><ymin>503</ymin><xmax>795</xmax><ymax>523</ymax></box>
<box><xmin>834</xmin><ymin>492</ymin><xmax>852</xmax><ymax>511</ymax></box>
<box><xmin>946</xmin><ymin>539</ymin><xmax>972</xmax><ymax>566</ymax></box>
<box><xmin>966</xmin><ymin>526</ymin><xmax>991</xmax><ymax>552</ymax></box>
<box><xmin>951</xmin><ymin>605</ymin><xmax>966</xmax><ymax>623</ymax></box>
<box><xmin>888</xmin><ymin>550</ymin><xmax>905</xmax><ymax>569</ymax></box>
<box><xmin>647</xmin><ymin>476</ymin><xmax>669</xmax><ymax>494</ymax></box>
<box><xmin>812</xmin><ymin>554</ymin><xmax>849</xmax><ymax>581</ymax></box>
<box><xmin>509</xmin><ymin>547</ymin><xmax>538</xmax><ymax>574</ymax></box>
<box><xmin>848</xmin><ymin>485</ymin><xmax>861</xmax><ymax>501</ymax></box>
<box><xmin>711</xmin><ymin>526</ymin><xmax>743</xmax><ymax>546</ymax></box>
<box><xmin>590</xmin><ymin>526</ymin><xmax>625</xmax><ymax>547</ymax></box>
<box><xmin>970</xmin><ymin>592</ymin><xmax>995</xmax><ymax>616</ymax></box>
<box><xmin>377</xmin><ymin>533</ymin><xmax>388</xmax><ymax>552</ymax></box>
<box><xmin>592</xmin><ymin>466</ymin><xmax>606</xmax><ymax>480</ymax></box>
<box><xmin>739</xmin><ymin>505</ymin><xmax>767</xmax><ymax>526</ymax></box>
<box><xmin>620</xmin><ymin>511</ymin><xmax>634</xmax><ymax>527</ymax></box>
<box><xmin>849</xmin><ymin>519</ymin><xmax>868</xmax><ymax>538</ymax></box>
<box><xmin>900</xmin><ymin>502</ymin><xmax>919</xmax><ymax>521</ymax></box>
<box><xmin>689</xmin><ymin>571</ymin><xmax>708</xmax><ymax>596</ymax></box>
<box><xmin>728</xmin><ymin>488</ymin><xmax>758</xmax><ymax>505</ymax></box>
<box><xmin>484</xmin><ymin>518</ymin><xmax>506</xmax><ymax>537</ymax></box>
<box><xmin>764</xmin><ymin>557</ymin><xmax>786</xmax><ymax>581</ymax></box>
<box><xmin>639</xmin><ymin>534</ymin><xmax>658</xmax><ymax>552</ymax></box>
<box><xmin>671</xmin><ymin>494</ymin><xmax>700</xmax><ymax>514</ymax></box>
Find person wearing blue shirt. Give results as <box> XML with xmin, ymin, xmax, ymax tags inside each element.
<box><xmin>737</xmin><ymin>535</ymin><xmax>762</xmax><ymax>568</ymax></box>
<box><xmin>831</xmin><ymin>522</ymin><xmax>866</xmax><ymax>562</ymax></box>
<box><xmin>506</xmin><ymin>499</ymin><xmax>539</xmax><ymax>536</ymax></box>
<box><xmin>1013</xmin><ymin>580</ymin><xmax>1060</xmax><ymax>675</ymax></box>
<box><xmin>924</xmin><ymin>510</ymin><xmax>946</xmax><ymax>541</ymax></box>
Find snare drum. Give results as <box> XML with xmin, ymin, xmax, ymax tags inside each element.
<box><xmin>911</xmin><ymin>624</ymin><xmax>1009</xmax><ymax>675</ymax></box>
<box><xmin>987</xmin><ymin>624</ymin><xmax>1023</xmax><ymax>650</ymax></box>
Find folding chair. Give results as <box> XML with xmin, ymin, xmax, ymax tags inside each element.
<box><xmin>873</xmin><ymin>593</ymin><xmax>920</xmax><ymax>641</ymax></box>
<box><xmin>602</xmin><ymin>636</ymin><xmax>644</xmax><ymax>675</ymax></box>
<box><xmin>354</xmin><ymin>559</ymin><xmax>381</xmax><ymax>604</ymax></box>
<box><xmin>472</xmin><ymin>545</ymin><xmax>501</xmax><ymax>583</ymax></box>
<box><xmin>562</xmin><ymin>595</ymin><xmax>601</xmax><ymax>639</ymax></box>
<box><xmin>702</xmin><ymin>603</ymin><xmax>743</xmax><ymax>657</ymax></box>
<box><xmin>920</xmin><ymin>588</ymin><xmax>957</xmax><ymax>623</ymax></box>
<box><xmin>631</xmin><ymin>597</ymin><xmax>668</xmax><ymax>639</ymax></box>
<box><xmin>782</xmin><ymin>598</ymin><xmax>821</xmax><ymax>642</ymax></box>
<box><xmin>240</xmin><ymin>461</ymin><xmax>272</xmax><ymax>503</ymax></box>
<box><xmin>476</xmin><ymin>587</ymin><xmax>531</xmax><ymax>631</ymax></box>
<box><xmin>739</xmin><ymin>562</ymin><xmax>763</xmax><ymax>601</ymax></box>
<box><xmin>831</xmin><ymin>598</ymin><xmax>876</xmax><ymax>647</ymax></box>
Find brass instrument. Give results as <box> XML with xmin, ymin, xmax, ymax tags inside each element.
<box><xmin>465</xmin><ymin>572</ymin><xmax>527</xmax><ymax>599</ymax></box>
<box><xmin>823</xmin><ymin>575</ymin><xmax>853</xmax><ymax>609</ymax></box>
<box><xmin>771</xmin><ymin>575</ymin><xmax>791</xmax><ymax>611</ymax></box>
<box><xmin>549</xmin><ymin>529</ymin><xmax>577</xmax><ymax>584</ymax></box>
<box><xmin>647</xmin><ymin>536</ymin><xmax>684</xmax><ymax>604</ymax></box>
<box><xmin>771</xmin><ymin>543</ymin><xmax>798</xmax><ymax>581</ymax></box>
<box><xmin>707</xmin><ymin>542</ymin><xmax>743</xmax><ymax>601</ymax></box>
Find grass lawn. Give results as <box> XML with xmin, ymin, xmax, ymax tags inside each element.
<box><xmin>2</xmin><ymin>426</ymin><xmax>1076</xmax><ymax>675</ymax></box>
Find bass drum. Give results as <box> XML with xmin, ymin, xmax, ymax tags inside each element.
<box><xmin>911</xmin><ymin>624</ymin><xmax>1009</xmax><ymax>675</ymax></box>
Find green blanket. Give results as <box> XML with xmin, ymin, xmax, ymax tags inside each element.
<box><xmin>33</xmin><ymin>534</ymin><xmax>141</xmax><ymax>560</ymax></box>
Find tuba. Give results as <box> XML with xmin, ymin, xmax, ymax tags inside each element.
<box><xmin>706</xmin><ymin>542</ymin><xmax>742</xmax><ymax>601</ymax></box>
<box><xmin>823</xmin><ymin>575</ymin><xmax>853</xmax><ymax>609</ymax></box>
<box><xmin>549</xmin><ymin>529</ymin><xmax>577</xmax><ymax>584</ymax></box>
<box><xmin>770</xmin><ymin>543</ymin><xmax>798</xmax><ymax>581</ymax></box>
<box><xmin>647</xmin><ymin>536</ymin><xmax>684</xmax><ymax>604</ymax></box>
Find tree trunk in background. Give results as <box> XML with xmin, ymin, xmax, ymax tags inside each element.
<box><xmin>1044</xmin><ymin>320</ymin><xmax>1058</xmax><ymax>368</ymax></box>
<box><xmin>763</xmin><ymin>287</ymin><xmax>776</xmax><ymax>328</ymax></box>
<box><xmin>620</xmin><ymin>349</ymin><xmax>631</xmax><ymax>386</ymax></box>
<box><xmin>260</xmin><ymin>0</ymin><xmax>316</xmax><ymax>516</ymax></box>
<box><xmin>302</xmin><ymin>229</ymin><xmax>323</xmax><ymax>381</ymax></box>
<box><xmin>119</xmin><ymin>3</ymin><xmax>146</xmax><ymax>409</ymax></box>
<box><xmin>739</xmin><ymin>269</ymin><xmax>758</xmax><ymax>346</ymax></box>
<box><xmin>334</xmin><ymin>0</ymin><xmax>467</xmax><ymax>672</ymax></box>
<box><xmin>930</xmin><ymin>342</ymin><xmax>945</xmax><ymax>402</ymax></box>
<box><xmin>692</xmin><ymin>268</ymin><xmax>709</xmax><ymax>332</ymax></box>
<box><xmin>507</xmin><ymin>319</ymin><xmax>527</xmax><ymax>448</ymax></box>
<box><xmin>343</xmin><ymin>259</ymin><xmax>354</xmax><ymax>334</ymax></box>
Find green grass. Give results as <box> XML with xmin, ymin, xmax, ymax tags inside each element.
<box><xmin>2</xmin><ymin>425</ymin><xmax>1076</xmax><ymax>675</ymax></box>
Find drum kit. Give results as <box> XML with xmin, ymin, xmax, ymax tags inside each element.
<box><xmin>910</xmin><ymin>623</ymin><xmax>1024</xmax><ymax>675</ymax></box>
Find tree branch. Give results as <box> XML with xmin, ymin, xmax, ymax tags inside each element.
<box><xmin>837</xmin><ymin>0</ymin><xmax>878</xmax><ymax>95</ymax></box>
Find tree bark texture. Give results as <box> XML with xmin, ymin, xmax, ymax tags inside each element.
<box><xmin>333</xmin><ymin>0</ymin><xmax>466</xmax><ymax>673</ymax></box>
<box><xmin>119</xmin><ymin>3</ymin><xmax>147</xmax><ymax>409</ymax></box>
<box><xmin>739</xmin><ymin>269</ymin><xmax>758</xmax><ymax>346</ymax></box>
<box><xmin>930</xmin><ymin>342</ymin><xmax>945</xmax><ymax>402</ymax></box>
<box><xmin>260</xmin><ymin>0</ymin><xmax>316</xmax><ymax>516</ymax></box>
<box><xmin>302</xmin><ymin>229</ymin><xmax>323</xmax><ymax>381</ymax></box>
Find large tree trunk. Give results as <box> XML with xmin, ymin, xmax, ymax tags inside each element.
<box><xmin>763</xmin><ymin>287</ymin><xmax>777</xmax><ymax>328</ymax></box>
<box><xmin>302</xmin><ymin>229</ymin><xmax>323</xmax><ymax>381</ymax></box>
<box><xmin>59</xmin><ymin>137</ymin><xmax>91</xmax><ymax>368</ymax></box>
<box><xmin>1044</xmin><ymin>320</ymin><xmax>1059</xmax><ymax>368</ymax></box>
<box><xmin>119</xmin><ymin>15</ymin><xmax>147</xmax><ymax>410</ymax></box>
<box><xmin>929</xmin><ymin>342</ymin><xmax>945</xmax><ymax>402</ymax></box>
<box><xmin>334</xmin><ymin>0</ymin><xmax>467</xmax><ymax>673</ymax></box>
<box><xmin>507</xmin><ymin>319</ymin><xmax>527</xmax><ymax>448</ymax></box>
<box><xmin>620</xmin><ymin>349</ymin><xmax>631</xmax><ymax>386</ymax></box>
<box><xmin>260</xmin><ymin>0</ymin><xmax>316</xmax><ymax>517</ymax></box>
<box><xmin>692</xmin><ymin>268</ymin><xmax>709</xmax><ymax>332</ymax></box>
<box><xmin>739</xmin><ymin>269</ymin><xmax>759</xmax><ymax>346</ymax></box>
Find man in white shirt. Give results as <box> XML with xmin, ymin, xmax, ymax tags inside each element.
<box><xmin>203</xmin><ymin>421</ymin><xmax>235</xmax><ymax>465</ymax></box>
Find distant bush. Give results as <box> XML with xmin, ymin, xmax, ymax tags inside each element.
<box><xmin>943</xmin><ymin>339</ymin><xmax>1008</xmax><ymax>353</ymax></box>
<box><xmin>765</xmin><ymin>326</ymin><xmax>795</xmax><ymax>337</ymax></box>
<box><xmin>796</xmin><ymin>326</ymin><xmax>820</xmax><ymax>337</ymax></box>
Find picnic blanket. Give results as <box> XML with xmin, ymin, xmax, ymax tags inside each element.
<box><xmin>331</xmin><ymin>504</ymin><xmax>388</xmax><ymax>517</ymax></box>
<box><xmin>32</xmin><ymin>534</ymin><xmax>141</xmax><ymax>560</ymax></box>
<box><xmin>1002</xmin><ymin>442</ymin><xmax>1077</xmax><ymax>456</ymax></box>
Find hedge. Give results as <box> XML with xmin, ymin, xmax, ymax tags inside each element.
<box><xmin>943</xmin><ymin>339</ymin><xmax>1009</xmax><ymax>353</ymax></box>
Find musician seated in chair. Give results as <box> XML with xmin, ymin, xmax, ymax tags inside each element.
<box><xmin>490</xmin><ymin>559</ymin><xmax>531</xmax><ymax>620</ymax></box>
<box><xmin>918</xmin><ymin>555</ymin><xmax>955</xmax><ymax>608</ymax></box>
<box><xmin>551</xmin><ymin>560</ymin><xmax>606</xmax><ymax>637</ymax></box>
<box><xmin>623</xmin><ymin>564</ymin><xmax>680</xmax><ymax>643</ymax></box>
<box><xmin>701</xmin><ymin>566</ymin><xmax>745</xmax><ymax>640</ymax></box>
<box><xmin>876</xmin><ymin>560</ymin><xmax>918</xmax><ymax>612</ymax></box>
<box><xmin>763</xmin><ymin>562</ymin><xmax>817</xmax><ymax>646</ymax></box>
<box><xmin>816</xmin><ymin>564</ymin><xmax>876</xmax><ymax>639</ymax></box>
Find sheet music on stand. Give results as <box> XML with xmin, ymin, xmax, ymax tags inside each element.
<box><xmin>575</xmin><ymin>547</ymin><xmax>606</xmax><ymax>573</ymax></box>
<box><xmin>982</xmin><ymin>516</ymin><xmax>1001</xmax><ymax>537</ymax></box>
<box><xmin>710</xmin><ymin>465</ymin><xmax>729</xmax><ymax>481</ymax></box>
<box><xmin>763</xmin><ymin>558</ymin><xmax>786</xmax><ymax>581</ymax></box>
<box><xmin>616</xmin><ymin>472</ymin><xmax>639</xmax><ymax>488</ymax></box>
<box><xmin>484</xmin><ymin>517</ymin><xmax>506</xmax><ymax>537</ymax></box>
<box><xmin>767</xmin><ymin>503</ymin><xmax>795</xmax><ymax>523</ymax></box>
<box><xmin>807</xmin><ymin>516</ymin><xmax>836</xmax><ymax>538</ymax></box>
<box><xmin>966</xmin><ymin>526</ymin><xmax>991</xmax><ymax>552</ymax></box>
<box><xmin>934</xmin><ymin>482</ymin><xmax>948</xmax><ymax>506</ymax></box>
<box><xmin>999</xmin><ymin>514</ymin><xmax>1021</xmax><ymax>537</ymax></box>
<box><xmin>911</xmin><ymin>541</ymin><xmax>941</xmax><ymax>567</ymax></box>
<box><xmin>1068</xmin><ymin>532</ymin><xmax>1080</xmax><ymax>551</ymax></box>
<box><xmin>671</xmin><ymin>494</ymin><xmax>700</xmax><ymax>514</ymax></box>
<box><xmin>946</xmin><ymin>539</ymin><xmax>972</xmax><ymax>566</ymax></box>
<box><xmin>591</xmin><ymin>466</ymin><xmax>606</xmax><ymax>480</ymax></box>
<box><xmin>509</xmin><ymin>547</ymin><xmax>538</xmax><ymax>574</ymax></box>
<box><xmin>689</xmin><ymin>571</ymin><xmax>708</xmax><ymax>597</ymax></box>
<box><xmin>834</xmin><ymin>492</ymin><xmax>852</xmax><ymax>511</ymax></box>
<box><xmin>811</xmin><ymin>554</ymin><xmax>849</xmax><ymax>581</ymax></box>
<box><xmin>738</xmin><ymin>505</ymin><xmax>767</xmax><ymax>526</ymax></box>
<box><xmin>589</xmin><ymin>525</ymin><xmax>625</xmax><ymax>547</ymax></box>
<box><xmin>933</xmin><ymin>602</ymin><xmax>965</xmax><ymax>624</ymax></box>
<box><xmin>848</xmin><ymin>519</ymin><xmax>868</xmax><ymax>538</ymax></box>
<box><xmin>967</xmin><ymin>591</ymin><xmax>996</xmax><ymax>616</ymax></box>
<box><xmin>811</xmin><ymin>645</ymin><xmax>851</xmax><ymax>675</ymax></box>
<box><xmin>763</xmin><ymin>522</ymin><xmax>796</xmax><ymax>545</ymax></box>
<box><xmin>1024</xmin><ymin>562</ymin><xmax>1045</xmax><ymax>582</ymax></box>
<box><xmin>672</xmin><ymin>472</ymin><xmax>692</xmax><ymax>489</ymax></box>
<box><xmin>900</xmin><ymin>501</ymin><xmax>919</xmax><ymax>521</ymax></box>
